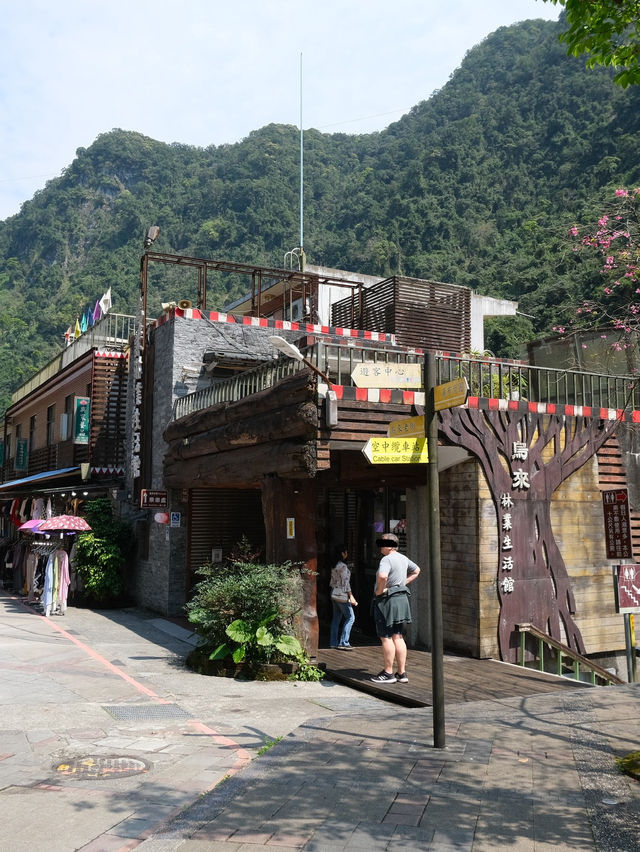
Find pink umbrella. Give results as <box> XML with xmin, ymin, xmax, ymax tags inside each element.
<box><xmin>18</xmin><ymin>519</ymin><xmax>44</xmax><ymax>532</ymax></box>
<box><xmin>37</xmin><ymin>515</ymin><xmax>92</xmax><ymax>532</ymax></box>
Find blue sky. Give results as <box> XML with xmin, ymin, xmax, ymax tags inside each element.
<box><xmin>0</xmin><ymin>1</ymin><xmax>559</xmax><ymax>221</ymax></box>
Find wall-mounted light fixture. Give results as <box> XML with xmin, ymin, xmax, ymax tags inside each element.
<box><xmin>268</xmin><ymin>336</ymin><xmax>338</xmax><ymax>428</ymax></box>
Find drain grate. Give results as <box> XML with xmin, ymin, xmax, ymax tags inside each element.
<box><xmin>55</xmin><ymin>755</ymin><xmax>150</xmax><ymax>779</ymax></box>
<box><xmin>102</xmin><ymin>703</ymin><xmax>192</xmax><ymax>721</ymax></box>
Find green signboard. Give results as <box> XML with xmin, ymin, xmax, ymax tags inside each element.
<box><xmin>15</xmin><ymin>437</ymin><xmax>28</xmax><ymax>471</ymax></box>
<box><xmin>73</xmin><ymin>396</ymin><xmax>91</xmax><ymax>445</ymax></box>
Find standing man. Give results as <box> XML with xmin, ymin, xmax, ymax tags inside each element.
<box><xmin>370</xmin><ymin>532</ymin><xmax>420</xmax><ymax>684</ymax></box>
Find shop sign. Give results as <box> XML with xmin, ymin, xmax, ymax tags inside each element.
<box><xmin>140</xmin><ymin>489</ymin><xmax>168</xmax><ymax>509</ymax></box>
<box><xmin>602</xmin><ymin>489</ymin><xmax>632</xmax><ymax>560</ymax></box>
<box><xmin>73</xmin><ymin>397</ymin><xmax>91</xmax><ymax>445</ymax></box>
<box><xmin>14</xmin><ymin>438</ymin><xmax>28</xmax><ymax>471</ymax></box>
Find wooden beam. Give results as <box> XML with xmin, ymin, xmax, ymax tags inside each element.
<box><xmin>165</xmin><ymin>401</ymin><xmax>318</xmax><ymax>462</ymax></box>
<box><xmin>164</xmin><ymin>368</ymin><xmax>315</xmax><ymax>442</ymax></box>
<box><xmin>164</xmin><ymin>438</ymin><xmax>317</xmax><ymax>488</ymax></box>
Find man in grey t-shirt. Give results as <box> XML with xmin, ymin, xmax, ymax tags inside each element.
<box><xmin>370</xmin><ymin>532</ymin><xmax>420</xmax><ymax>684</ymax></box>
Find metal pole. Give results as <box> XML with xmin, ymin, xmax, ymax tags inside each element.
<box><xmin>299</xmin><ymin>52</ymin><xmax>304</xmax><ymax>257</ymax></box>
<box><xmin>426</xmin><ymin>353</ymin><xmax>445</xmax><ymax>748</ymax></box>
<box><xmin>624</xmin><ymin>613</ymin><xmax>635</xmax><ymax>682</ymax></box>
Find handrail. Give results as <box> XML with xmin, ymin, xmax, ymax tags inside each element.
<box><xmin>517</xmin><ymin>622</ymin><xmax>624</xmax><ymax>686</ymax></box>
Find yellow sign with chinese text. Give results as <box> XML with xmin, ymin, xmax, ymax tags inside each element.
<box><xmin>433</xmin><ymin>377</ymin><xmax>469</xmax><ymax>411</ymax></box>
<box><xmin>362</xmin><ymin>436</ymin><xmax>429</xmax><ymax>464</ymax></box>
<box><xmin>387</xmin><ymin>415</ymin><xmax>425</xmax><ymax>438</ymax></box>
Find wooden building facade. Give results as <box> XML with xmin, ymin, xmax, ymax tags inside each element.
<box><xmin>134</xmin><ymin>290</ymin><xmax>640</xmax><ymax>679</ymax></box>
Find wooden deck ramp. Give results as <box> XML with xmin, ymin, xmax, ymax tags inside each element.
<box><xmin>317</xmin><ymin>644</ymin><xmax>590</xmax><ymax>708</ymax></box>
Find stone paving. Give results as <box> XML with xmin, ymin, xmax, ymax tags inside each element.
<box><xmin>1</xmin><ymin>593</ymin><xmax>639</xmax><ymax>851</ymax></box>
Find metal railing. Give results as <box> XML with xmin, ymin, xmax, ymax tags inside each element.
<box><xmin>172</xmin><ymin>343</ymin><xmax>640</xmax><ymax>422</ymax></box>
<box><xmin>436</xmin><ymin>354</ymin><xmax>640</xmax><ymax>411</ymax></box>
<box><xmin>517</xmin><ymin>623</ymin><xmax>624</xmax><ymax>686</ymax></box>
<box><xmin>11</xmin><ymin>313</ymin><xmax>137</xmax><ymax>404</ymax></box>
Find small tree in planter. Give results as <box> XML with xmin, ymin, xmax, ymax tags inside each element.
<box><xmin>73</xmin><ymin>499</ymin><xmax>132</xmax><ymax>606</ymax></box>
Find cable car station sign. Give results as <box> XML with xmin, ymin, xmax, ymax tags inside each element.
<box><xmin>362</xmin><ymin>436</ymin><xmax>429</xmax><ymax>464</ymax></box>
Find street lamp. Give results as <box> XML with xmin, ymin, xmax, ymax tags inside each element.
<box><xmin>268</xmin><ymin>335</ymin><xmax>331</xmax><ymax>384</ymax></box>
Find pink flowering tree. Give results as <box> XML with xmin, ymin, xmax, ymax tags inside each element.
<box><xmin>563</xmin><ymin>188</ymin><xmax>640</xmax><ymax>369</ymax></box>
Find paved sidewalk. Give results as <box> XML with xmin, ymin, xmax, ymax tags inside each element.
<box><xmin>141</xmin><ymin>685</ymin><xmax>640</xmax><ymax>852</ymax></box>
<box><xmin>0</xmin><ymin>594</ymin><xmax>381</xmax><ymax>852</ymax></box>
<box><xmin>1</xmin><ymin>593</ymin><xmax>639</xmax><ymax>851</ymax></box>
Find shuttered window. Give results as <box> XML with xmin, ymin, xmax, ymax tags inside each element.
<box><xmin>188</xmin><ymin>488</ymin><xmax>266</xmax><ymax>587</ymax></box>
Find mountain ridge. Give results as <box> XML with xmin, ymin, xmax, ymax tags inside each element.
<box><xmin>0</xmin><ymin>16</ymin><xmax>639</xmax><ymax>413</ymax></box>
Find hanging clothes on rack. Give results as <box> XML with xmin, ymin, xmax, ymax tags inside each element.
<box><xmin>26</xmin><ymin>549</ymin><xmax>38</xmax><ymax>601</ymax></box>
<box><xmin>56</xmin><ymin>549</ymin><xmax>70</xmax><ymax>615</ymax></box>
<box><xmin>43</xmin><ymin>550</ymin><xmax>55</xmax><ymax>617</ymax></box>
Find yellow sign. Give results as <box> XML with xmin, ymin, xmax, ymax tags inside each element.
<box><xmin>387</xmin><ymin>414</ymin><xmax>425</xmax><ymax>438</ymax></box>
<box><xmin>351</xmin><ymin>362</ymin><xmax>422</xmax><ymax>389</ymax></box>
<box><xmin>362</xmin><ymin>436</ymin><xmax>429</xmax><ymax>464</ymax></box>
<box><xmin>433</xmin><ymin>377</ymin><xmax>469</xmax><ymax>411</ymax></box>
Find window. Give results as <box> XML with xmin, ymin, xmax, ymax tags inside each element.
<box><xmin>47</xmin><ymin>404</ymin><xmax>56</xmax><ymax>446</ymax></box>
<box><xmin>29</xmin><ymin>415</ymin><xmax>36</xmax><ymax>451</ymax></box>
<box><xmin>62</xmin><ymin>394</ymin><xmax>74</xmax><ymax>440</ymax></box>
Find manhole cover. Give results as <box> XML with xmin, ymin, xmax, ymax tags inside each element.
<box><xmin>54</xmin><ymin>755</ymin><xmax>150</xmax><ymax>779</ymax></box>
<box><xmin>102</xmin><ymin>703</ymin><xmax>191</xmax><ymax>721</ymax></box>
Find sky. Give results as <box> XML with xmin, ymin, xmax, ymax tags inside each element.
<box><xmin>0</xmin><ymin>1</ymin><xmax>560</xmax><ymax>221</ymax></box>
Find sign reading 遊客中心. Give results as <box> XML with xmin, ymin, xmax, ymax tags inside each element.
<box><xmin>351</xmin><ymin>362</ymin><xmax>422</xmax><ymax>389</ymax></box>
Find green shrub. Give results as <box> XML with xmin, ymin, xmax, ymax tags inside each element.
<box><xmin>73</xmin><ymin>498</ymin><xmax>131</xmax><ymax>604</ymax></box>
<box><xmin>186</xmin><ymin>557</ymin><xmax>304</xmax><ymax>655</ymax></box>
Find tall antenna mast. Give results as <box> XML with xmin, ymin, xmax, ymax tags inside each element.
<box><xmin>284</xmin><ymin>53</ymin><xmax>305</xmax><ymax>272</ymax></box>
<box><xmin>299</xmin><ymin>52</ymin><xmax>305</xmax><ymax>270</ymax></box>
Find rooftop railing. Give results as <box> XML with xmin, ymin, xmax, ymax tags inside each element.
<box><xmin>172</xmin><ymin>342</ymin><xmax>640</xmax><ymax>422</ymax></box>
<box><xmin>11</xmin><ymin>313</ymin><xmax>137</xmax><ymax>405</ymax></box>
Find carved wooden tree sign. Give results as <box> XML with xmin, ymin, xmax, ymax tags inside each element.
<box><xmin>438</xmin><ymin>407</ymin><xmax>617</xmax><ymax>662</ymax></box>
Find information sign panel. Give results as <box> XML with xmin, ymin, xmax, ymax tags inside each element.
<box><xmin>387</xmin><ymin>415</ymin><xmax>425</xmax><ymax>438</ymax></box>
<box><xmin>433</xmin><ymin>377</ymin><xmax>469</xmax><ymax>411</ymax></box>
<box><xmin>615</xmin><ymin>565</ymin><xmax>640</xmax><ymax>614</ymax></box>
<box><xmin>602</xmin><ymin>489</ymin><xmax>632</xmax><ymax>560</ymax></box>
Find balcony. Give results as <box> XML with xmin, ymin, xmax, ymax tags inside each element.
<box><xmin>11</xmin><ymin>313</ymin><xmax>136</xmax><ymax>405</ymax></box>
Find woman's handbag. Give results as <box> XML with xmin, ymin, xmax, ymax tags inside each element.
<box><xmin>331</xmin><ymin>589</ymin><xmax>349</xmax><ymax>603</ymax></box>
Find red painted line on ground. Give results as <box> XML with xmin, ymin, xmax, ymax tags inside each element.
<box><xmin>31</xmin><ymin>608</ymin><xmax>164</xmax><ymax>699</ymax></box>
<box><xmin>9</xmin><ymin>594</ymin><xmax>256</xmax><ymax>852</ymax></box>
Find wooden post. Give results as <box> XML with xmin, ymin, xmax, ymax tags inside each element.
<box><xmin>262</xmin><ymin>476</ymin><xmax>319</xmax><ymax>656</ymax></box>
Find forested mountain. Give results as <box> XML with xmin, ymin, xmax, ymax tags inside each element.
<box><xmin>1</xmin><ymin>15</ymin><xmax>639</xmax><ymax>414</ymax></box>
